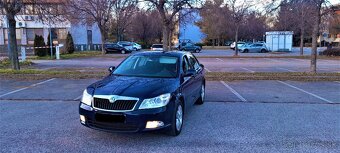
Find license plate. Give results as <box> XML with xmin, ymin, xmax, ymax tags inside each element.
<box><xmin>95</xmin><ymin>113</ymin><xmax>125</xmax><ymax>123</ymax></box>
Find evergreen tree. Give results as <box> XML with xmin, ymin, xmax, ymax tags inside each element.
<box><xmin>47</xmin><ymin>33</ymin><xmax>56</xmax><ymax>55</ymax></box>
<box><xmin>65</xmin><ymin>32</ymin><xmax>75</xmax><ymax>54</ymax></box>
<box><xmin>34</xmin><ymin>35</ymin><xmax>47</xmax><ymax>57</ymax></box>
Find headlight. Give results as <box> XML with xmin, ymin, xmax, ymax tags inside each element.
<box><xmin>81</xmin><ymin>89</ymin><xmax>92</xmax><ymax>106</ymax></box>
<box><xmin>139</xmin><ymin>93</ymin><xmax>171</xmax><ymax>109</ymax></box>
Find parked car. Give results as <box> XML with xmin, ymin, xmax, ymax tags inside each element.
<box><xmin>225</xmin><ymin>41</ymin><xmax>233</xmax><ymax>46</ymax></box>
<box><xmin>79</xmin><ymin>51</ymin><xmax>206</xmax><ymax>136</ymax></box>
<box><xmin>151</xmin><ymin>44</ymin><xmax>163</xmax><ymax>51</ymax></box>
<box><xmin>117</xmin><ymin>41</ymin><xmax>134</xmax><ymax>51</ymax></box>
<box><xmin>238</xmin><ymin>43</ymin><xmax>268</xmax><ymax>53</ymax></box>
<box><xmin>230</xmin><ymin>42</ymin><xmax>245</xmax><ymax>50</ymax></box>
<box><xmin>132</xmin><ymin>42</ymin><xmax>142</xmax><ymax>51</ymax></box>
<box><xmin>104</xmin><ymin>43</ymin><xmax>131</xmax><ymax>54</ymax></box>
<box><xmin>178</xmin><ymin>43</ymin><xmax>202</xmax><ymax>53</ymax></box>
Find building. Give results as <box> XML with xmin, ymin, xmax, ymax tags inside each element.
<box><xmin>0</xmin><ymin>1</ymin><xmax>102</xmax><ymax>56</ymax></box>
<box><xmin>319</xmin><ymin>4</ymin><xmax>340</xmax><ymax>46</ymax></box>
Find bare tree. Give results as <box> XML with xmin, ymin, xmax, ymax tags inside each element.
<box><xmin>127</xmin><ymin>10</ymin><xmax>162</xmax><ymax>46</ymax></box>
<box><xmin>67</xmin><ymin>0</ymin><xmax>115</xmax><ymax>54</ymax></box>
<box><xmin>113</xmin><ymin>0</ymin><xmax>138</xmax><ymax>41</ymax></box>
<box><xmin>196</xmin><ymin>0</ymin><xmax>231</xmax><ymax>46</ymax></box>
<box><xmin>0</xmin><ymin>0</ymin><xmax>22</xmax><ymax>70</ymax></box>
<box><xmin>226</xmin><ymin>0</ymin><xmax>254</xmax><ymax>56</ymax></box>
<box><xmin>143</xmin><ymin>0</ymin><xmax>199</xmax><ymax>51</ymax></box>
<box><xmin>0</xmin><ymin>0</ymin><xmax>64</xmax><ymax>70</ymax></box>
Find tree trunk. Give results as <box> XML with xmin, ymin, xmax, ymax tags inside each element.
<box><xmin>234</xmin><ymin>26</ymin><xmax>239</xmax><ymax>56</ymax></box>
<box><xmin>162</xmin><ymin>24</ymin><xmax>170</xmax><ymax>51</ymax></box>
<box><xmin>7</xmin><ymin>16</ymin><xmax>20</xmax><ymax>70</ymax></box>
<box><xmin>168</xmin><ymin>29</ymin><xmax>172</xmax><ymax>50</ymax></box>
<box><xmin>310</xmin><ymin>2</ymin><xmax>322</xmax><ymax>74</ymax></box>
<box><xmin>300</xmin><ymin>27</ymin><xmax>304</xmax><ymax>56</ymax></box>
<box><xmin>99</xmin><ymin>28</ymin><xmax>106</xmax><ymax>55</ymax></box>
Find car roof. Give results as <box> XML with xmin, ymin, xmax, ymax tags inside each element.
<box><xmin>132</xmin><ymin>51</ymin><xmax>189</xmax><ymax>58</ymax></box>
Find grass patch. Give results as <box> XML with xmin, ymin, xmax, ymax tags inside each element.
<box><xmin>206</xmin><ymin>72</ymin><xmax>340</xmax><ymax>81</ymax></box>
<box><xmin>1</xmin><ymin>69</ymin><xmax>339</xmax><ymax>81</ymax></box>
<box><xmin>0</xmin><ymin>59</ymin><xmax>34</xmax><ymax>69</ymax></box>
<box><xmin>28</xmin><ymin>51</ymin><xmax>102</xmax><ymax>60</ymax></box>
<box><xmin>196</xmin><ymin>55</ymin><xmax>340</xmax><ymax>60</ymax></box>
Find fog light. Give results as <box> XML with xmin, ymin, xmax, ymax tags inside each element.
<box><xmin>146</xmin><ymin>121</ymin><xmax>164</xmax><ymax>129</ymax></box>
<box><xmin>80</xmin><ymin>115</ymin><xmax>86</xmax><ymax>124</ymax></box>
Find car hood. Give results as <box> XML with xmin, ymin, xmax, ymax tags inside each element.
<box><xmin>88</xmin><ymin>75</ymin><xmax>179</xmax><ymax>99</ymax></box>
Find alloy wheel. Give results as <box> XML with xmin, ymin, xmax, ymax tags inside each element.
<box><xmin>175</xmin><ymin>105</ymin><xmax>183</xmax><ymax>131</ymax></box>
<box><xmin>201</xmin><ymin>85</ymin><xmax>205</xmax><ymax>102</ymax></box>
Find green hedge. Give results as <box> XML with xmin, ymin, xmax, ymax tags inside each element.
<box><xmin>320</xmin><ymin>48</ymin><xmax>340</xmax><ymax>56</ymax></box>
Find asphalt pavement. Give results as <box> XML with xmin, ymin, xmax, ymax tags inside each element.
<box><xmin>32</xmin><ymin>56</ymin><xmax>340</xmax><ymax>73</ymax></box>
<box><xmin>1</xmin><ymin>79</ymin><xmax>339</xmax><ymax>152</ymax></box>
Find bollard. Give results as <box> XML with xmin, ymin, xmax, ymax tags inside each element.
<box><xmin>56</xmin><ymin>46</ymin><xmax>60</xmax><ymax>60</ymax></box>
<box><xmin>21</xmin><ymin>46</ymin><xmax>26</xmax><ymax>61</ymax></box>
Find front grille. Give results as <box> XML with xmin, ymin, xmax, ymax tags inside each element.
<box><xmin>93</xmin><ymin>97</ymin><xmax>137</xmax><ymax>111</ymax></box>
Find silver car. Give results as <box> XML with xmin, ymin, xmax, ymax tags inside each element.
<box><xmin>238</xmin><ymin>43</ymin><xmax>268</xmax><ymax>53</ymax></box>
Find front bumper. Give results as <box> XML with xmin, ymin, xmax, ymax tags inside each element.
<box><xmin>79</xmin><ymin>102</ymin><xmax>174</xmax><ymax>132</ymax></box>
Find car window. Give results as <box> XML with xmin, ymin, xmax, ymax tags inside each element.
<box><xmin>188</xmin><ymin>54</ymin><xmax>200</xmax><ymax>71</ymax></box>
<box><xmin>182</xmin><ymin>56</ymin><xmax>190</xmax><ymax>73</ymax></box>
<box><xmin>152</xmin><ymin>45</ymin><xmax>163</xmax><ymax>48</ymax></box>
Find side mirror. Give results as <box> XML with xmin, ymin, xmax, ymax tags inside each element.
<box><xmin>183</xmin><ymin>69</ymin><xmax>196</xmax><ymax>77</ymax></box>
<box><xmin>199</xmin><ymin>64</ymin><xmax>204</xmax><ymax>69</ymax></box>
<box><xmin>108</xmin><ymin>66</ymin><xmax>115</xmax><ymax>73</ymax></box>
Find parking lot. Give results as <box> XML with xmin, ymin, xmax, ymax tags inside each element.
<box><xmin>1</xmin><ymin>78</ymin><xmax>339</xmax><ymax>152</ymax></box>
<box><xmin>32</xmin><ymin>56</ymin><xmax>340</xmax><ymax>73</ymax></box>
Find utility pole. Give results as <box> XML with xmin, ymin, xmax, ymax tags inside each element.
<box><xmin>49</xmin><ymin>24</ymin><xmax>53</xmax><ymax>58</ymax></box>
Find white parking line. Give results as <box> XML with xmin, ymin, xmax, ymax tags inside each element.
<box><xmin>220</xmin><ymin>81</ymin><xmax>247</xmax><ymax>102</ymax></box>
<box><xmin>0</xmin><ymin>78</ymin><xmax>56</xmax><ymax>98</ymax></box>
<box><xmin>204</xmin><ymin>68</ymin><xmax>212</xmax><ymax>72</ymax></box>
<box><xmin>277</xmin><ymin>67</ymin><xmax>296</xmax><ymax>72</ymax></box>
<box><xmin>334</xmin><ymin>81</ymin><xmax>340</xmax><ymax>84</ymax></box>
<box><xmin>241</xmin><ymin>67</ymin><xmax>255</xmax><ymax>73</ymax></box>
<box><xmin>277</xmin><ymin>81</ymin><xmax>334</xmax><ymax>103</ymax></box>
<box><xmin>215</xmin><ymin>58</ymin><xmax>224</xmax><ymax>62</ymax></box>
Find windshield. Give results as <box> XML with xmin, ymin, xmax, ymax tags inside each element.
<box><xmin>113</xmin><ymin>55</ymin><xmax>178</xmax><ymax>78</ymax></box>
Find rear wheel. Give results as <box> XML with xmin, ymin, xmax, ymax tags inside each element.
<box><xmin>168</xmin><ymin>102</ymin><xmax>183</xmax><ymax>136</ymax></box>
<box><xmin>196</xmin><ymin>84</ymin><xmax>205</xmax><ymax>105</ymax></box>
<box><xmin>260</xmin><ymin>49</ymin><xmax>266</xmax><ymax>53</ymax></box>
<box><xmin>121</xmin><ymin>50</ymin><xmax>126</xmax><ymax>54</ymax></box>
<box><xmin>195</xmin><ymin>49</ymin><xmax>200</xmax><ymax>53</ymax></box>
<box><xmin>244</xmin><ymin>49</ymin><xmax>249</xmax><ymax>53</ymax></box>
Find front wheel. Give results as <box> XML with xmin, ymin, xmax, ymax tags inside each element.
<box><xmin>168</xmin><ymin>102</ymin><xmax>183</xmax><ymax>136</ymax></box>
<box><xmin>121</xmin><ymin>50</ymin><xmax>126</xmax><ymax>54</ymax></box>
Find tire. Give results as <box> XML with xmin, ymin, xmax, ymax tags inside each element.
<box><xmin>195</xmin><ymin>84</ymin><xmax>205</xmax><ymax>105</ymax></box>
<box><xmin>244</xmin><ymin>49</ymin><xmax>249</xmax><ymax>53</ymax></box>
<box><xmin>121</xmin><ymin>50</ymin><xmax>126</xmax><ymax>54</ymax></box>
<box><xmin>260</xmin><ymin>49</ymin><xmax>266</xmax><ymax>53</ymax></box>
<box><xmin>168</xmin><ymin>101</ymin><xmax>184</xmax><ymax>136</ymax></box>
<box><xmin>195</xmin><ymin>49</ymin><xmax>200</xmax><ymax>53</ymax></box>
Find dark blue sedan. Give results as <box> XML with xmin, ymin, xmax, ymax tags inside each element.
<box><xmin>79</xmin><ymin>51</ymin><xmax>206</xmax><ymax>136</ymax></box>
